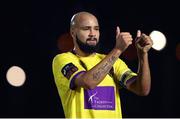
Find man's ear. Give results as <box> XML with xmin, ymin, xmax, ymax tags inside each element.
<box><xmin>70</xmin><ymin>27</ymin><xmax>76</xmax><ymax>39</ymax></box>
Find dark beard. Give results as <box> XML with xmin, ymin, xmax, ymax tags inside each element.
<box><xmin>76</xmin><ymin>35</ymin><xmax>99</xmax><ymax>54</ymax></box>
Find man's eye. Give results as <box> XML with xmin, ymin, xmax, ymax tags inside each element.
<box><xmin>83</xmin><ymin>28</ymin><xmax>89</xmax><ymax>30</ymax></box>
<box><xmin>94</xmin><ymin>27</ymin><xmax>99</xmax><ymax>30</ymax></box>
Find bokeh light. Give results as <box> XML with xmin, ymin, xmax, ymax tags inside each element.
<box><xmin>6</xmin><ymin>66</ymin><xmax>26</xmax><ymax>87</ymax></box>
<box><xmin>57</xmin><ymin>33</ymin><xmax>74</xmax><ymax>53</ymax></box>
<box><xmin>149</xmin><ymin>30</ymin><xmax>167</xmax><ymax>51</ymax></box>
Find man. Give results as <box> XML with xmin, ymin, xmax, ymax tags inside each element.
<box><xmin>52</xmin><ymin>11</ymin><xmax>153</xmax><ymax>118</ymax></box>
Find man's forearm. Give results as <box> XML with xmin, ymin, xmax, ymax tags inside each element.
<box><xmin>128</xmin><ymin>53</ymin><xmax>151</xmax><ymax>96</ymax></box>
<box><xmin>76</xmin><ymin>48</ymin><xmax>122</xmax><ymax>89</ymax></box>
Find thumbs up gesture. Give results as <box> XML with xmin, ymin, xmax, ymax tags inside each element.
<box><xmin>135</xmin><ymin>30</ymin><xmax>153</xmax><ymax>53</ymax></box>
<box><xmin>115</xmin><ymin>26</ymin><xmax>133</xmax><ymax>52</ymax></box>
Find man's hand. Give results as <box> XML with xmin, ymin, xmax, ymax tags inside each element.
<box><xmin>115</xmin><ymin>26</ymin><xmax>133</xmax><ymax>52</ymax></box>
<box><xmin>135</xmin><ymin>30</ymin><xmax>153</xmax><ymax>54</ymax></box>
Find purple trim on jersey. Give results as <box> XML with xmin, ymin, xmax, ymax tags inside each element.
<box><xmin>84</xmin><ymin>86</ymin><xmax>115</xmax><ymax>110</ymax></box>
<box><xmin>126</xmin><ymin>76</ymin><xmax>137</xmax><ymax>85</ymax></box>
<box><xmin>70</xmin><ymin>71</ymin><xmax>86</xmax><ymax>90</ymax></box>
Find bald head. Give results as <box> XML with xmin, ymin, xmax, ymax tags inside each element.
<box><xmin>70</xmin><ymin>12</ymin><xmax>98</xmax><ymax>28</ymax></box>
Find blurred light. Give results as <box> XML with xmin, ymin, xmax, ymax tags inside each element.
<box><xmin>122</xmin><ymin>44</ymin><xmax>137</xmax><ymax>61</ymax></box>
<box><xmin>149</xmin><ymin>30</ymin><xmax>167</xmax><ymax>51</ymax></box>
<box><xmin>176</xmin><ymin>43</ymin><xmax>180</xmax><ymax>61</ymax></box>
<box><xmin>6</xmin><ymin>66</ymin><xmax>26</xmax><ymax>87</ymax></box>
<box><xmin>57</xmin><ymin>33</ymin><xmax>74</xmax><ymax>53</ymax></box>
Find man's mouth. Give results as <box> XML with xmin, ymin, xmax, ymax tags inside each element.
<box><xmin>87</xmin><ymin>38</ymin><xmax>97</xmax><ymax>45</ymax></box>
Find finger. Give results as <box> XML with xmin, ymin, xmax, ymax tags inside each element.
<box><xmin>117</xmin><ymin>26</ymin><xmax>120</xmax><ymax>33</ymax></box>
<box><xmin>120</xmin><ymin>32</ymin><xmax>131</xmax><ymax>35</ymax></box>
<box><xmin>142</xmin><ymin>33</ymin><xmax>149</xmax><ymax>39</ymax></box>
<box><xmin>129</xmin><ymin>41</ymin><xmax>133</xmax><ymax>45</ymax></box>
<box><xmin>144</xmin><ymin>40</ymin><xmax>151</xmax><ymax>46</ymax></box>
<box><xmin>116</xmin><ymin>26</ymin><xmax>120</xmax><ymax>39</ymax></box>
<box><xmin>145</xmin><ymin>38</ymin><xmax>153</xmax><ymax>46</ymax></box>
<box><xmin>136</xmin><ymin>30</ymin><xmax>141</xmax><ymax>38</ymax></box>
<box><xmin>120</xmin><ymin>32</ymin><xmax>132</xmax><ymax>41</ymax></box>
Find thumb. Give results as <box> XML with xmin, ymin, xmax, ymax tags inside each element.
<box><xmin>136</xmin><ymin>30</ymin><xmax>141</xmax><ymax>38</ymax></box>
<box><xmin>116</xmin><ymin>26</ymin><xmax>120</xmax><ymax>39</ymax></box>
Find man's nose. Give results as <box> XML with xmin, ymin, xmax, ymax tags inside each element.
<box><xmin>89</xmin><ymin>29</ymin><xmax>96</xmax><ymax>37</ymax></box>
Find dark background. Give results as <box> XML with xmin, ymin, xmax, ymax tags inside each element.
<box><xmin>0</xmin><ymin>0</ymin><xmax>180</xmax><ymax>117</ymax></box>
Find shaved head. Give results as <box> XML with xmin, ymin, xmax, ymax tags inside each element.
<box><xmin>70</xmin><ymin>12</ymin><xmax>98</xmax><ymax>28</ymax></box>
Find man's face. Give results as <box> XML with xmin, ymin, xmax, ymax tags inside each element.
<box><xmin>73</xmin><ymin>15</ymin><xmax>100</xmax><ymax>53</ymax></box>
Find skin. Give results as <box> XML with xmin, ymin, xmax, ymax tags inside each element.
<box><xmin>70</xmin><ymin>12</ymin><xmax>153</xmax><ymax>96</ymax></box>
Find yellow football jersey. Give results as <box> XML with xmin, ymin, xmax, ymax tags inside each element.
<box><xmin>52</xmin><ymin>52</ymin><xmax>137</xmax><ymax>118</ymax></box>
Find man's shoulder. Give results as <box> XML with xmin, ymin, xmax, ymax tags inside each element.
<box><xmin>52</xmin><ymin>51</ymin><xmax>79</xmax><ymax>63</ymax></box>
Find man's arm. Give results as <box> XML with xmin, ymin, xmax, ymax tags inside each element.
<box><xmin>75</xmin><ymin>48</ymin><xmax>121</xmax><ymax>89</ymax></box>
<box><xmin>126</xmin><ymin>30</ymin><xmax>153</xmax><ymax>96</ymax></box>
<box><xmin>75</xmin><ymin>26</ymin><xmax>133</xmax><ymax>89</ymax></box>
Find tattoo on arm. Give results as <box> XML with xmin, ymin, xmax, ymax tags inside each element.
<box><xmin>93</xmin><ymin>56</ymin><xmax>116</xmax><ymax>80</ymax></box>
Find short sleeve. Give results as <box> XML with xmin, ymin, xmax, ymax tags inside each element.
<box><xmin>52</xmin><ymin>53</ymin><xmax>86</xmax><ymax>90</ymax></box>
